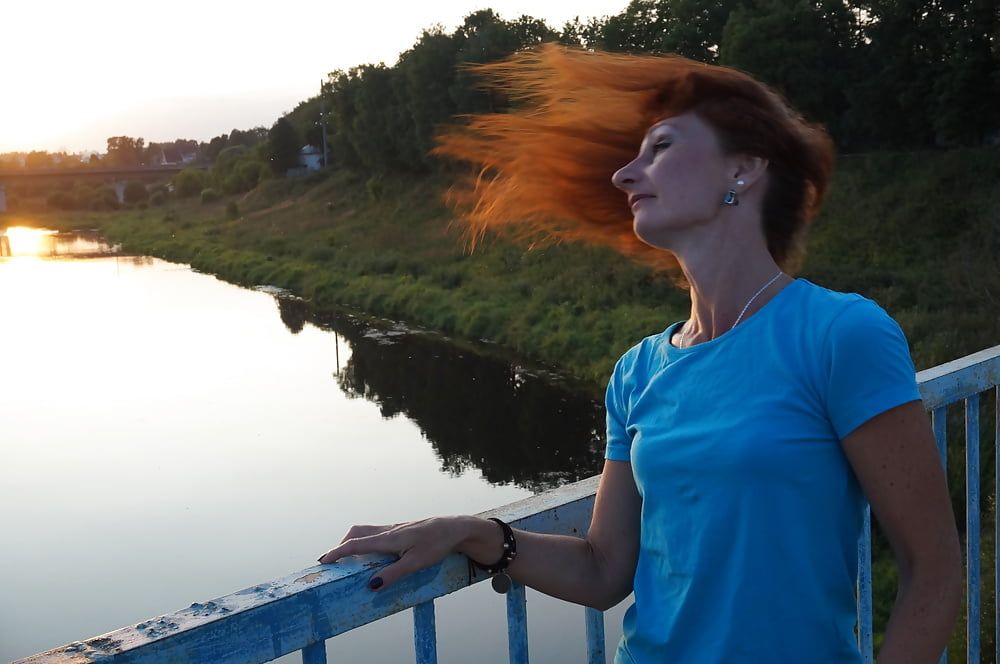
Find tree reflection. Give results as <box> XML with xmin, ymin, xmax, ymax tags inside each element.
<box><xmin>272</xmin><ymin>297</ymin><xmax>607</xmax><ymax>493</ymax></box>
<box><xmin>276</xmin><ymin>297</ymin><xmax>307</xmax><ymax>334</ymax></box>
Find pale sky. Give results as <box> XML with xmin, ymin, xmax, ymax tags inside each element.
<box><xmin>2</xmin><ymin>0</ymin><xmax>627</xmax><ymax>154</ymax></box>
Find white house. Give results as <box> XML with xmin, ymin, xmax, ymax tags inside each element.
<box><xmin>299</xmin><ymin>145</ymin><xmax>326</xmax><ymax>171</ymax></box>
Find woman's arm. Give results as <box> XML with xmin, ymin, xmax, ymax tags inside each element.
<box><xmin>318</xmin><ymin>459</ymin><xmax>641</xmax><ymax>610</ymax></box>
<box><xmin>841</xmin><ymin>400</ymin><xmax>963</xmax><ymax>664</ymax></box>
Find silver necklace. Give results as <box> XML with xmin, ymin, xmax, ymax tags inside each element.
<box><xmin>678</xmin><ymin>271</ymin><xmax>784</xmax><ymax>349</ymax></box>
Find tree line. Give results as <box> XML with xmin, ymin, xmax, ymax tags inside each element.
<box><xmin>4</xmin><ymin>0</ymin><xmax>995</xmax><ymax>183</ymax></box>
<box><xmin>285</xmin><ymin>0</ymin><xmax>996</xmax><ymax>178</ymax></box>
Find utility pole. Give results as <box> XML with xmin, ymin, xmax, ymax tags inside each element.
<box><xmin>319</xmin><ymin>79</ymin><xmax>329</xmax><ymax>169</ymax></box>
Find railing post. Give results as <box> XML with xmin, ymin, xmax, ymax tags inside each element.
<box><xmin>932</xmin><ymin>405</ymin><xmax>949</xmax><ymax>664</ymax></box>
<box><xmin>506</xmin><ymin>582</ymin><xmax>529</xmax><ymax>664</ymax></box>
<box><xmin>301</xmin><ymin>641</ymin><xmax>327</xmax><ymax>664</ymax></box>
<box><xmin>966</xmin><ymin>395</ymin><xmax>981</xmax><ymax>664</ymax></box>
<box><xmin>413</xmin><ymin>600</ymin><xmax>438</xmax><ymax>664</ymax></box>
<box><xmin>857</xmin><ymin>505</ymin><xmax>873</xmax><ymax>664</ymax></box>
<box><xmin>585</xmin><ymin>606</ymin><xmax>605</xmax><ymax>664</ymax></box>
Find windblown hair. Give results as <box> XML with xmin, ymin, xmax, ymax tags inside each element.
<box><xmin>432</xmin><ymin>44</ymin><xmax>836</xmax><ymax>281</ymax></box>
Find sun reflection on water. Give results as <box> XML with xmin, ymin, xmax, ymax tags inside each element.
<box><xmin>0</xmin><ymin>226</ymin><xmax>57</xmax><ymax>257</ymax></box>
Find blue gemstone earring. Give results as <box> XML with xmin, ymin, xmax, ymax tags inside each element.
<box><xmin>723</xmin><ymin>179</ymin><xmax>745</xmax><ymax>206</ymax></box>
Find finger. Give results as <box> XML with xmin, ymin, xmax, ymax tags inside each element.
<box><xmin>318</xmin><ymin>533</ymin><xmax>396</xmax><ymax>564</ymax></box>
<box><xmin>366</xmin><ymin>552</ymin><xmax>428</xmax><ymax>592</ymax></box>
<box><xmin>339</xmin><ymin>524</ymin><xmax>397</xmax><ymax>544</ymax></box>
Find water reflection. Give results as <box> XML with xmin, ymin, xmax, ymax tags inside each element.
<box><xmin>0</xmin><ymin>226</ymin><xmax>121</xmax><ymax>258</ymax></box>
<box><xmin>274</xmin><ymin>297</ymin><xmax>607</xmax><ymax>493</ymax></box>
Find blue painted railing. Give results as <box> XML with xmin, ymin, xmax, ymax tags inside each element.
<box><xmin>17</xmin><ymin>345</ymin><xmax>1000</xmax><ymax>664</ymax></box>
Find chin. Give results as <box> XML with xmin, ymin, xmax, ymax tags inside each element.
<box><xmin>632</xmin><ymin>215</ymin><xmax>680</xmax><ymax>251</ymax></box>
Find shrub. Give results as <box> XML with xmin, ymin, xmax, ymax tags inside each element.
<box><xmin>123</xmin><ymin>181</ymin><xmax>148</xmax><ymax>205</ymax></box>
<box><xmin>175</xmin><ymin>169</ymin><xmax>208</xmax><ymax>198</ymax></box>
<box><xmin>90</xmin><ymin>187</ymin><xmax>119</xmax><ymax>210</ymax></box>
<box><xmin>46</xmin><ymin>190</ymin><xmax>77</xmax><ymax>210</ymax></box>
<box><xmin>365</xmin><ymin>176</ymin><xmax>383</xmax><ymax>201</ymax></box>
<box><xmin>149</xmin><ymin>191</ymin><xmax>166</xmax><ymax>206</ymax></box>
<box><xmin>200</xmin><ymin>188</ymin><xmax>220</xmax><ymax>204</ymax></box>
<box><xmin>225</xmin><ymin>200</ymin><xmax>239</xmax><ymax>220</ymax></box>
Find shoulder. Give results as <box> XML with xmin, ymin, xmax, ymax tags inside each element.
<box><xmin>612</xmin><ymin>327</ymin><xmax>672</xmax><ymax>378</ymax></box>
<box><xmin>792</xmin><ymin>279</ymin><xmax>904</xmax><ymax>344</ymax></box>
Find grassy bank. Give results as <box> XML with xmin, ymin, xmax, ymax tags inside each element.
<box><xmin>23</xmin><ymin>148</ymin><xmax>1000</xmax><ymax>390</ymax></box>
<box><xmin>13</xmin><ymin>147</ymin><xmax>1000</xmax><ymax>659</ymax></box>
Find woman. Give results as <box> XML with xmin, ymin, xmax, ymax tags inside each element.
<box><xmin>317</xmin><ymin>46</ymin><xmax>962</xmax><ymax>662</ymax></box>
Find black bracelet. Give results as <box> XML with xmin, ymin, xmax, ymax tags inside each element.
<box><xmin>467</xmin><ymin>517</ymin><xmax>517</xmax><ymax>593</ymax></box>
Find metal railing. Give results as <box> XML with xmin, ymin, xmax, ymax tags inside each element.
<box><xmin>18</xmin><ymin>345</ymin><xmax>1000</xmax><ymax>664</ymax></box>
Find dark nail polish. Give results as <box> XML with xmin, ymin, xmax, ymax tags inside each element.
<box><xmin>368</xmin><ymin>576</ymin><xmax>383</xmax><ymax>590</ymax></box>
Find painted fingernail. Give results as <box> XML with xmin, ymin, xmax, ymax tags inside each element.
<box><xmin>368</xmin><ymin>576</ymin><xmax>383</xmax><ymax>590</ymax></box>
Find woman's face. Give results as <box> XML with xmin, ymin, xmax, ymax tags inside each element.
<box><xmin>612</xmin><ymin>111</ymin><xmax>739</xmax><ymax>249</ymax></box>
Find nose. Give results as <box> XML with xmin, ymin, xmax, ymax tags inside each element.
<box><xmin>611</xmin><ymin>159</ymin><xmax>639</xmax><ymax>192</ymax></box>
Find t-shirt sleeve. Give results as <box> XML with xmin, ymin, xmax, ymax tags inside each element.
<box><xmin>824</xmin><ymin>299</ymin><xmax>922</xmax><ymax>439</ymax></box>
<box><xmin>604</xmin><ymin>352</ymin><xmax>634</xmax><ymax>461</ymax></box>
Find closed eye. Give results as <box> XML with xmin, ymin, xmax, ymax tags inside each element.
<box><xmin>652</xmin><ymin>141</ymin><xmax>671</xmax><ymax>154</ymax></box>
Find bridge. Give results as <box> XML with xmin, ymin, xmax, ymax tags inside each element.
<box><xmin>14</xmin><ymin>344</ymin><xmax>1000</xmax><ymax>664</ymax></box>
<box><xmin>0</xmin><ymin>165</ymin><xmax>207</xmax><ymax>212</ymax></box>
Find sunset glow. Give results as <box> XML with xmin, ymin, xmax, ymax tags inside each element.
<box><xmin>1</xmin><ymin>227</ymin><xmax>56</xmax><ymax>257</ymax></box>
<box><xmin>2</xmin><ymin>0</ymin><xmax>620</xmax><ymax>154</ymax></box>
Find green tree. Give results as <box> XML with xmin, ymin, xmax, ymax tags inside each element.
<box><xmin>932</xmin><ymin>0</ymin><xmax>1000</xmax><ymax>145</ymax></box>
<box><xmin>720</xmin><ymin>0</ymin><xmax>858</xmax><ymax>139</ymax></box>
<box><xmin>266</xmin><ymin>117</ymin><xmax>301</xmax><ymax>175</ymax></box>
<box><xmin>24</xmin><ymin>151</ymin><xmax>54</xmax><ymax>169</ymax></box>
<box><xmin>396</xmin><ymin>28</ymin><xmax>462</xmax><ymax>169</ymax></box>
<box><xmin>106</xmin><ymin>136</ymin><xmax>146</xmax><ymax>167</ymax></box>
<box><xmin>843</xmin><ymin>0</ymin><xmax>949</xmax><ymax>148</ymax></box>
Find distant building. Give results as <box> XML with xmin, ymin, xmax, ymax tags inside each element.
<box><xmin>299</xmin><ymin>145</ymin><xmax>326</xmax><ymax>171</ymax></box>
<box><xmin>153</xmin><ymin>147</ymin><xmax>185</xmax><ymax>166</ymax></box>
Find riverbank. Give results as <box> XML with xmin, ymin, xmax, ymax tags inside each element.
<box><xmin>16</xmin><ymin>147</ymin><xmax>1000</xmax><ymax>393</ymax></box>
<box><xmin>9</xmin><ymin>146</ymin><xmax>998</xmax><ymax>659</ymax></box>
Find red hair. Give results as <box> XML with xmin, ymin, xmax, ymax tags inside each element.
<box><xmin>432</xmin><ymin>44</ymin><xmax>835</xmax><ymax>280</ymax></box>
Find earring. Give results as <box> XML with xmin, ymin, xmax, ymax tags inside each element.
<box><xmin>723</xmin><ymin>190</ymin><xmax>739</xmax><ymax>206</ymax></box>
<box><xmin>736</xmin><ymin>179</ymin><xmax>745</xmax><ymax>186</ymax></box>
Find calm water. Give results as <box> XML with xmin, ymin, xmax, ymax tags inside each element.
<box><xmin>0</xmin><ymin>229</ymin><xmax>629</xmax><ymax>662</ymax></box>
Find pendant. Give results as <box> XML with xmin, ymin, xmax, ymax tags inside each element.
<box><xmin>491</xmin><ymin>572</ymin><xmax>512</xmax><ymax>594</ymax></box>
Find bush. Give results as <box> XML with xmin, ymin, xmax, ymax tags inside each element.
<box><xmin>89</xmin><ymin>187</ymin><xmax>119</xmax><ymax>210</ymax></box>
<box><xmin>175</xmin><ymin>169</ymin><xmax>208</xmax><ymax>198</ymax></box>
<box><xmin>366</xmin><ymin>176</ymin><xmax>383</xmax><ymax>201</ymax></box>
<box><xmin>123</xmin><ymin>181</ymin><xmax>148</xmax><ymax>205</ymax></box>
<box><xmin>225</xmin><ymin>200</ymin><xmax>239</xmax><ymax>220</ymax></box>
<box><xmin>149</xmin><ymin>191</ymin><xmax>166</xmax><ymax>206</ymax></box>
<box><xmin>46</xmin><ymin>190</ymin><xmax>78</xmax><ymax>210</ymax></box>
<box><xmin>200</xmin><ymin>188</ymin><xmax>220</xmax><ymax>204</ymax></box>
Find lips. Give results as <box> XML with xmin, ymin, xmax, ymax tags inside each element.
<box><xmin>629</xmin><ymin>194</ymin><xmax>654</xmax><ymax>208</ymax></box>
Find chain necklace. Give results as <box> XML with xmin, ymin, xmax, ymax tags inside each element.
<box><xmin>677</xmin><ymin>271</ymin><xmax>784</xmax><ymax>349</ymax></box>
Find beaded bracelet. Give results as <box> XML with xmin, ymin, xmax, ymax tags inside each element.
<box><xmin>467</xmin><ymin>517</ymin><xmax>517</xmax><ymax>593</ymax></box>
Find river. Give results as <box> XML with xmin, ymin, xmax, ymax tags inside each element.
<box><xmin>0</xmin><ymin>227</ymin><xmax>629</xmax><ymax>662</ymax></box>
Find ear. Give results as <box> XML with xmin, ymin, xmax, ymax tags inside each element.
<box><xmin>730</xmin><ymin>155</ymin><xmax>769</xmax><ymax>191</ymax></box>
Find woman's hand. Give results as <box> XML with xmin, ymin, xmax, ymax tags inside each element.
<box><xmin>317</xmin><ymin>517</ymin><xmax>467</xmax><ymax>591</ymax></box>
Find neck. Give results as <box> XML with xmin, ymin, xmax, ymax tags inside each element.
<box><xmin>675</xmin><ymin>235</ymin><xmax>787</xmax><ymax>346</ymax></box>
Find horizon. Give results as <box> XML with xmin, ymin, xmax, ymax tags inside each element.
<box><xmin>3</xmin><ymin>0</ymin><xmax>623</xmax><ymax>155</ymax></box>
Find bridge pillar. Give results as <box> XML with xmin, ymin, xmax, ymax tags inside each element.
<box><xmin>113</xmin><ymin>180</ymin><xmax>126</xmax><ymax>205</ymax></box>
<box><xmin>0</xmin><ymin>183</ymin><xmax>6</xmax><ymax>213</ymax></box>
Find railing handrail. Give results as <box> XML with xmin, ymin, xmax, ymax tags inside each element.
<box><xmin>17</xmin><ymin>478</ymin><xmax>600</xmax><ymax>663</ymax></box>
<box><xmin>916</xmin><ymin>344</ymin><xmax>1000</xmax><ymax>409</ymax></box>
<box><xmin>17</xmin><ymin>345</ymin><xmax>1000</xmax><ymax>664</ymax></box>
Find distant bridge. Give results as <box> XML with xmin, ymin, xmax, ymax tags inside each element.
<box><xmin>0</xmin><ymin>165</ymin><xmax>209</xmax><ymax>212</ymax></box>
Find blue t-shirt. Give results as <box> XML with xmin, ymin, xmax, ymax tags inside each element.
<box><xmin>604</xmin><ymin>278</ymin><xmax>921</xmax><ymax>663</ymax></box>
